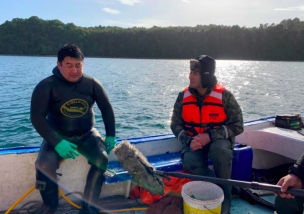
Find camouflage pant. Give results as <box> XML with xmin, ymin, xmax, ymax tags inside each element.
<box><xmin>182</xmin><ymin>139</ymin><xmax>233</xmax><ymax>214</ymax></box>
<box><xmin>275</xmin><ymin>195</ymin><xmax>304</xmax><ymax>214</ymax></box>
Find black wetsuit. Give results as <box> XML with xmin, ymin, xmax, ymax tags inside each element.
<box><xmin>31</xmin><ymin>67</ymin><xmax>115</xmax><ymax>209</ymax></box>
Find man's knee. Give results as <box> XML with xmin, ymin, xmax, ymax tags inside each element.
<box><xmin>90</xmin><ymin>154</ymin><xmax>108</xmax><ymax>172</ymax></box>
<box><xmin>36</xmin><ymin>142</ymin><xmax>61</xmax><ymax>172</ymax></box>
<box><xmin>182</xmin><ymin>150</ymin><xmax>209</xmax><ymax>175</ymax></box>
<box><xmin>208</xmin><ymin>139</ymin><xmax>233</xmax><ymax>162</ymax></box>
<box><xmin>35</xmin><ymin>157</ymin><xmax>60</xmax><ymax>173</ymax></box>
<box><xmin>183</xmin><ymin>160</ymin><xmax>196</xmax><ymax>174</ymax></box>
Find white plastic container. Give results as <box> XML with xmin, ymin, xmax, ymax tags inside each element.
<box><xmin>181</xmin><ymin>181</ymin><xmax>224</xmax><ymax>214</ymax></box>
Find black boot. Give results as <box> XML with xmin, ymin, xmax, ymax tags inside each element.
<box><xmin>80</xmin><ymin>166</ymin><xmax>105</xmax><ymax>213</ymax></box>
<box><xmin>33</xmin><ymin>205</ymin><xmax>57</xmax><ymax>214</ymax></box>
<box><xmin>79</xmin><ymin>203</ymin><xmax>100</xmax><ymax>214</ymax></box>
<box><xmin>36</xmin><ymin>170</ymin><xmax>59</xmax><ymax>210</ymax></box>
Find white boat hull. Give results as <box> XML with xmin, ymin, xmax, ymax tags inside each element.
<box><xmin>1</xmin><ymin>116</ymin><xmax>303</xmax><ymax>211</ymax></box>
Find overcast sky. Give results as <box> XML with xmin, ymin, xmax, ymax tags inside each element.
<box><xmin>0</xmin><ymin>0</ymin><xmax>303</xmax><ymax>28</ymax></box>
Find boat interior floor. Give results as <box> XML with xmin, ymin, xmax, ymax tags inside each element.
<box><xmin>1</xmin><ymin>194</ymin><xmax>276</xmax><ymax>214</ymax></box>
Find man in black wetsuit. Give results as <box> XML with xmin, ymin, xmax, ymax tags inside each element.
<box><xmin>31</xmin><ymin>44</ymin><xmax>116</xmax><ymax>214</ymax></box>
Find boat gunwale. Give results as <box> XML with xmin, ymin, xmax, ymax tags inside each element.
<box><xmin>0</xmin><ymin>116</ymin><xmax>277</xmax><ymax>155</ymax></box>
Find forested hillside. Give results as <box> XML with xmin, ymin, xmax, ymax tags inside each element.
<box><xmin>0</xmin><ymin>16</ymin><xmax>303</xmax><ymax>60</ymax></box>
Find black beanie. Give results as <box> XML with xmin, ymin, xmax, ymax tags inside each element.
<box><xmin>191</xmin><ymin>55</ymin><xmax>216</xmax><ymax>88</ymax></box>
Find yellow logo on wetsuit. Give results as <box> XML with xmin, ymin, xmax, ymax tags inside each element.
<box><xmin>60</xmin><ymin>99</ymin><xmax>89</xmax><ymax>118</ymax></box>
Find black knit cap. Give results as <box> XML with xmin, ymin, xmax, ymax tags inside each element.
<box><xmin>195</xmin><ymin>55</ymin><xmax>215</xmax><ymax>75</ymax></box>
<box><xmin>191</xmin><ymin>55</ymin><xmax>216</xmax><ymax>88</ymax></box>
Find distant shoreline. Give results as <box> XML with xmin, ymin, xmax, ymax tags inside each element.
<box><xmin>0</xmin><ymin>54</ymin><xmax>304</xmax><ymax>62</ymax></box>
<box><xmin>2</xmin><ymin>17</ymin><xmax>304</xmax><ymax>62</ymax></box>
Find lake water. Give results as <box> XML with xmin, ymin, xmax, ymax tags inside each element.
<box><xmin>0</xmin><ymin>56</ymin><xmax>303</xmax><ymax>148</ymax></box>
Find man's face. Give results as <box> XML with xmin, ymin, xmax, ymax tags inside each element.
<box><xmin>189</xmin><ymin>70</ymin><xmax>201</xmax><ymax>90</ymax></box>
<box><xmin>57</xmin><ymin>56</ymin><xmax>83</xmax><ymax>82</ymax></box>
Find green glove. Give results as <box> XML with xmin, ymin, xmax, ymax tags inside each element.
<box><xmin>55</xmin><ymin>140</ymin><xmax>79</xmax><ymax>159</ymax></box>
<box><xmin>105</xmin><ymin>136</ymin><xmax>116</xmax><ymax>154</ymax></box>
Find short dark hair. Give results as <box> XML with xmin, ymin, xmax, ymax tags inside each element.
<box><xmin>57</xmin><ymin>44</ymin><xmax>84</xmax><ymax>64</ymax></box>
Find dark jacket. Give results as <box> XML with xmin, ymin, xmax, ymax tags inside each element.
<box><xmin>170</xmin><ymin>77</ymin><xmax>244</xmax><ymax>153</ymax></box>
<box><xmin>289</xmin><ymin>154</ymin><xmax>304</xmax><ymax>182</ymax></box>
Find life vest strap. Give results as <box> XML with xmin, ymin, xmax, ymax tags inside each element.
<box><xmin>184</xmin><ymin>121</ymin><xmax>227</xmax><ymax>128</ymax></box>
<box><xmin>184</xmin><ymin>126</ymin><xmax>198</xmax><ymax>136</ymax></box>
<box><xmin>183</xmin><ymin>102</ymin><xmax>223</xmax><ymax>107</ymax></box>
<box><xmin>202</xmin><ymin>102</ymin><xmax>223</xmax><ymax>107</ymax></box>
<box><xmin>182</xmin><ymin>102</ymin><xmax>199</xmax><ymax>106</ymax></box>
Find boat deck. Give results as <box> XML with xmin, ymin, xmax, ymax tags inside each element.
<box><xmin>231</xmin><ymin>195</ymin><xmax>275</xmax><ymax>214</ymax></box>
<box><xmin>2</xmin><ymin>195</ymin><xmax>276</xmax><ymax>214</ymax></box>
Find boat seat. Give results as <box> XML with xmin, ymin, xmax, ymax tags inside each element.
<box><xmin>238</xmin><ymin>126</ymin><xmax>304</xmax><ymax>161</ymax></box>
<box><xmin>105</xmin><ymin>142</ymin><xmax>253</xmax><ymax>184</ymax></box>
<box><xmin>105</xmin><ymin>152</ymin><xmax>183</xmax><ymax>184</ymax></box>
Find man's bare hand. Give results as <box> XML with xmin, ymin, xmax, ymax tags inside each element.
<box><xmin>274</xmin><ymin>174</ymin><xmax>302</xmax><ymax>198</ymax></box>
<box><xmin>190</xmin><ymin>133</ymin><xmax>210</xmax><ymax>150</ymax></box>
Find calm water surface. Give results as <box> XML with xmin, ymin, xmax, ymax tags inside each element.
<box><xmin>0</xmin><ymin>56</ymin><xmax>303</xmax><ymax>147</ymax></box>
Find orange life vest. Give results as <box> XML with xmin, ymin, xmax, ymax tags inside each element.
<box><xmin>182</xmin><ymin>84</ymin><xmax>227</xmax><ymax>136</ymax></box>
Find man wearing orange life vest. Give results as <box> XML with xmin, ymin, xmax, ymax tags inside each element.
<box><xmin>171</xmin><ymin>55</ymin><xmax>244</xmax><ymax>214</ymax></box>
